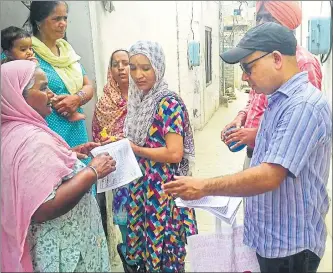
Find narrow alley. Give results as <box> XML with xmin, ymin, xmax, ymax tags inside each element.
<box><xmin>1</xmin><ymin>1</ymin><xmax>332</xmax><ymax>272</ymax></box>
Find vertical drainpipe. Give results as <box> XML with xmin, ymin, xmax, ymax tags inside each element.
<box><xmin>175</xmin><ymin>1</ymin><xmax>181</xmax><ymax>97</ymax></box>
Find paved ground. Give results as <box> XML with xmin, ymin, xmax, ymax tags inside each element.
<box><xmin>112</xmin><ymin>90</ymin><xmax>332</xmax><ymax>272</ymax></box>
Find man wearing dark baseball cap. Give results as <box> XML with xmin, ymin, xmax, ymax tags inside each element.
<box><xmin>220</xmin><ymin>22</ymin><xmax>297</xmax><ymax>64</ymax></box>
<box><xmin>221</xmin><ymin>15</ymin><xmax>322</xmax><ymax>171</ymax></box>
<box><xmin>163</xmin><ymin>22</ymin><xmax>331</xmax><ymax>273</ymax></box>
<box><xmin>219</xmin><ymin>22</ymin><xmax>299</xmax><ymax>97</ymax></box>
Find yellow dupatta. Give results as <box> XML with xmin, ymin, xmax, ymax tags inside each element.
<box><xmin>32</xmin><ymin>37</ymin><xmax>83</xmax><ymax>95</ymax></box>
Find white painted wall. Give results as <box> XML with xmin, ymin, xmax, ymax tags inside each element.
<box><xmin>88</xmin><ymin>1</ymin><xmax>178</xmax><ymax>98</ymax></box>
<box><xmin>0</xmin><ymin>1</ymin><xmax>30</xmax><ymax>29</ymax></box>
<box><xmin>200</xmin><ymin>1</ymin><xmax>220</xmax><ymax>128</ymax></box>
<box><xmin>171</xmin><ymin>1</ymin><xmax>220</xmax><ymax>129</ymax></box>
<box><xmin>66</xmin><ymin>1</ymin><xmax>96</xmax><ymax>140</ymax></box>
<box><xmin>88</xmin><ymin>1</ymin><xmax>220</xmax><ymax>130</ymax></box>
<box><xmin>296</xmin><ymin>0</ymin><xmax>332</xmax><ymax>105</ymax></box>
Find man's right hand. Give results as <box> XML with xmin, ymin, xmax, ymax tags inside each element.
<box><xmin>89</xmin><ymin>153</ymin><xmax>116</xmax><ymax>179</ymax></box>
<box><xmin>221</xmin><ymin>116</ymin><xmax>244</xmax><ymax>142</ymax></box>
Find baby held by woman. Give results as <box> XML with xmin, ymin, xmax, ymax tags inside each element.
<box><xmin>1</xmin><ymin>26</ymin><xmax>84</xmax><ymax>122</ymax></box>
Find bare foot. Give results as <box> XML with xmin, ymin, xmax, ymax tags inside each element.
<box><xmin>67</xmin><ymin>112</ymin><xmax>86</xmax><ymax>122</ymax></box>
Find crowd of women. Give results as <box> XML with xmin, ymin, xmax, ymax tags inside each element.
<box><xmin>1</xmin><ymin>1</ymin><xmax>198</xmax><ymax>272</ymax></box>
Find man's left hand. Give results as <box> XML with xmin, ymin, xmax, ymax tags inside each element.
<box><xmin>72</xmin><ymin>142</ymin><xmax>101</xmax><ymax>159</ymax></box>
<box><xmin>224</xmin><ymin>127</ymin><xmax>257</xmax><ymax>149</ymax></box>
<box><xmin>162</xmin><ymin>176</ymin><xmax>207</xmax><ymax>200</ymax></box>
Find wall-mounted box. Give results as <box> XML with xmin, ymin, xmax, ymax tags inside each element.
<box><xmin>307</xmin><ymin>16</ymin><xmax>331</xmax><ymax>55</ymax></box>
<box><xmin>188</xmin><ymin>40</ymin><xmax>200</xmax><ymax>68</ymax></box>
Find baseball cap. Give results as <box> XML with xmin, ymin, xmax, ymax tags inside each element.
<box><xmin>220</xmin><ymin>22</ymin><xmax>297</xmax><ymax>64</ymax></box>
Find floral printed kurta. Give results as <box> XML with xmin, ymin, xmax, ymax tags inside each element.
<box><xmin>27</xmin><ymin>160</ymin><xmax>110</xmax><ymax>272</ymax></box>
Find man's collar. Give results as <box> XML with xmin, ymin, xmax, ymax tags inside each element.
<box><xmin>273</xmin><ymin>71</ymin><xmax>308</xmax><ymax>98</ymax></box>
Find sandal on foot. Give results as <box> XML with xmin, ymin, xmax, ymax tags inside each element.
<box><xmin>116</xmin><ymin>243</ymin><xmax>145</xmax><ymax>273</ymax></box>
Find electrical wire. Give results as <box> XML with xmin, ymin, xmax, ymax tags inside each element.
<box><xmin>190</xmin><ymin>1</ymin><xmax>195</xmax><ymax>40</ymax></box>
<box><xmin>21</xmin><ymin>1</ymin><xmax>31</xmax><ymax>29</ymax></box>
<box><xmin>21</xmin><ymin>1</ymin><xmax>31</xmax><ymax>10</ymax></box>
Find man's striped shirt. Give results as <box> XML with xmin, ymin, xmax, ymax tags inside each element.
<box><xmin>244</xmin><ymin>72</ymin><xmax>332</xmax><ymax>258</ymax></box>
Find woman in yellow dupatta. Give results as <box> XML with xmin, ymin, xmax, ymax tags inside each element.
<box><xmin>28</xmin><ymin>1</ymin><xmax>95</xmax><ymax>172</ymax></box>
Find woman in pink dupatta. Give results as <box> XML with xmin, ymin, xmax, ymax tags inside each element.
<box><xmin>1</xmin><ymin>60</ymin><xmax>115</xmax><ymax>272</ymax></box>
<box><xmin>92</xmin><ymin>49</ymin><xmax>129</xmax><ymax>140</ymax></box>
<box><xmin>91</xmin><ymin>50</ymin><xmax>130</xmax><ymax>261</ymax></box>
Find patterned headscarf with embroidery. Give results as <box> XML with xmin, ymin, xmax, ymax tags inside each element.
<box><xmin>124</xmin><ymin>40</ymin><xmax>195</xmax><ymax>176</ymax></box>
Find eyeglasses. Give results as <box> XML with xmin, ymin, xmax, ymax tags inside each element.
<box><xmin>240</xmin><ymin>52</ymin><xmax>271</xmax><ymax>75</ymax></box>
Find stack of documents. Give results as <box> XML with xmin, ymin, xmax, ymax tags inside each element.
<box><xmin>175</xmin><ymin>196</ymin><xmax>242</xmax><ymax>225</ymax></box>
<box><xmin>90</xmin><ymin>139</ymin><xmax>143</xmax><ymax>193</ymax></box>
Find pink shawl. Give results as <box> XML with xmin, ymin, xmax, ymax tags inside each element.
<box><xmin>92</xmin><ymin>59</ymin><xmax>127</xmax><ymax>141</ymax></box>
<box><xmin>1</xmin><ymin>60</ymin><xmax>77</xmax><ymax>272</ymax></box>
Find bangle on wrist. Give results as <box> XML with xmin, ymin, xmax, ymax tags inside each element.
<box><xmin>76</xmin><ymin>90</ymin><xmax>87</xmax><ymax>106</ymax></box>
<box><xmin>87</xmin><ymin>165</ymin><xmax>98</xmax><ymax>181</ymax></box>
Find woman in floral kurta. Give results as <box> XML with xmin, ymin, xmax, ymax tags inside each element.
<box><xmin>123</xmin><ymin>41</ymin><xmax>198</xmax><ymax>272</ymax></box>
<box><xmin>27</xmin><ymin>160</ymin><xmax>110</xmax><ymax>272</ymax></box>
<box><xmin>1</xmin><ymin>60</ymin><xmax>112</xmax><ymax>272</ymax></box>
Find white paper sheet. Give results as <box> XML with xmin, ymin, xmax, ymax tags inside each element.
<box><xmin>90</xmin><ymin>139</ymin><xmax>142</xmax><ymax>193</ymax></box>
<box><xmin>204</xmin><ymin>197</ymin><xmax>242</xmax><ymax>224</ymax></box>
<box><xmin>175</xmin><ymin>196</ymin><xmax>230</xmax><ymax>208</ymax></box>
<box><xmin>175</xmin><ymin>196</ymin><xmax>242</xmax><ymax>225</ymax></box>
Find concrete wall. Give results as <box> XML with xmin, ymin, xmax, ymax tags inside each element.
<box><xmin>89</xmin><ymin>1</ymin><xmax>220</xmax><ymax>130</ymax></box>
<box><xmin>199</xmin><ymin>1</ymin><xmax>220</xmax><ymax>128</ymax></box>
<box><xmin>0</xmin><ymin>1</ymin><xmax>30</xmax><ymax>29</ymax></box>
<box><xmin>88</xmin><ymin>1</ymin><xmax>179</xmax><ymax>99</ymax></box>
<box><xmin>66</xmin><ymin>1</ymin><xmax>96</xmax><ymax>140</ymax></box>
<box><xmin>175</xmin><ymin>1</ymin><xmax>220</xmax><ymax>129</ymax></box>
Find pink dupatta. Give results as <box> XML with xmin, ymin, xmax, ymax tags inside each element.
<box><xmin>1</xmin><ymin>60</ymin><xmax>77</xmax><ymax>272</ymax></box>
<box><xmin>92</xmin><ymin>51</ymin><xmax>128</xmax><ymax>141</ymax></box>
